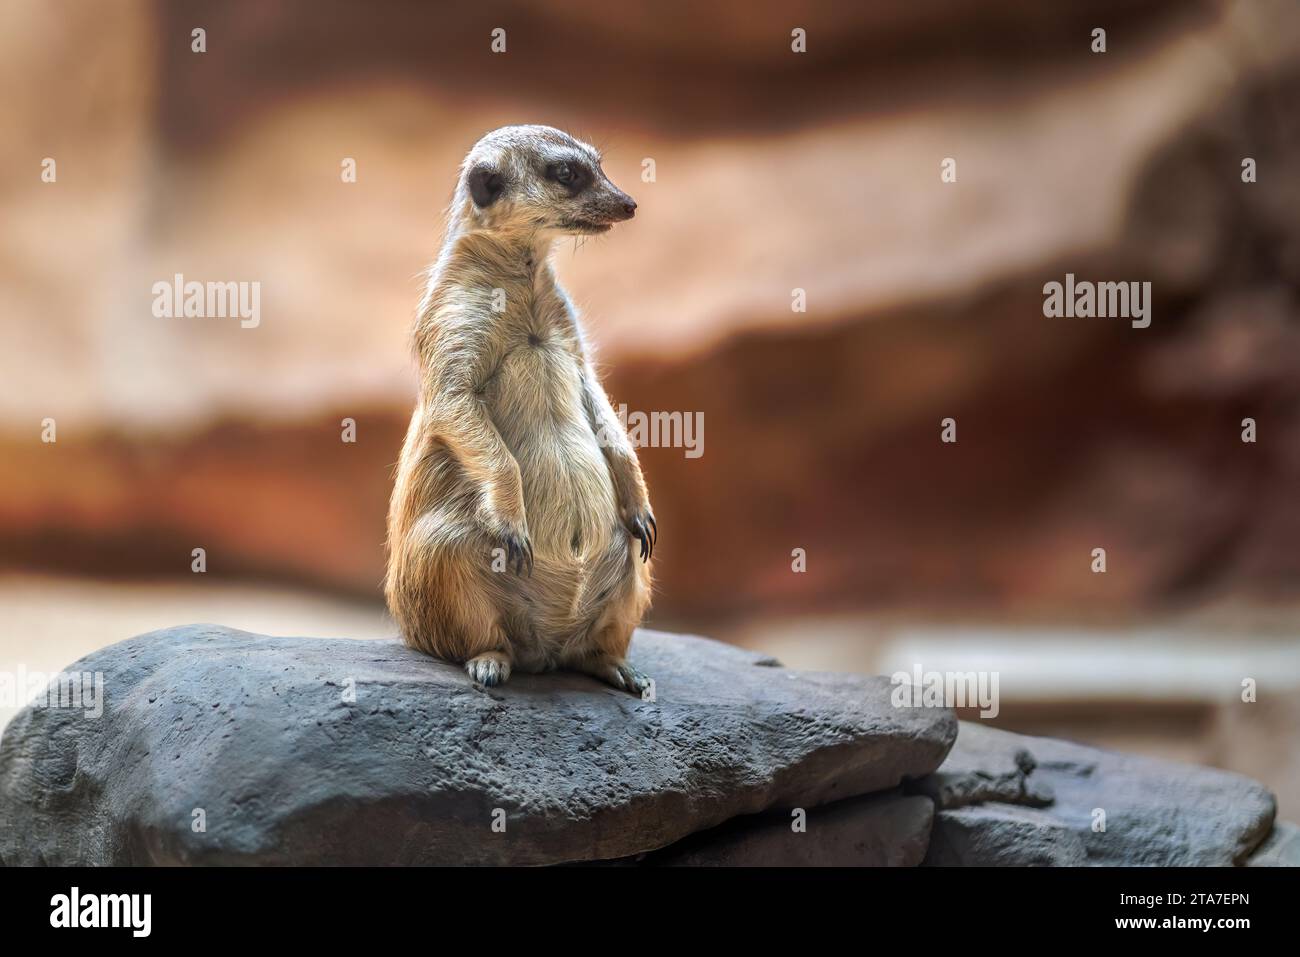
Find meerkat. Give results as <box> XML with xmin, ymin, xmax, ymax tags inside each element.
<box><xmin>384</xmin><ymin>125</ymin><xmax>657</xmax><ymax>694</ymax></box>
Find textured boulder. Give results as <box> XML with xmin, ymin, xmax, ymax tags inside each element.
<box><xmin>925</xmin><ymin>804</ymin><xmax>1087</xmax><ymax>867</ymax></box>
<box><xmin>645</xmin><ymin>791</ymin><xmax>934</xmax><ymax>867</ymax></box>
<box><xmin>0</xmin><ymin>625</ymin><xmax>957</xmax><ymax>865</ymax></box>
<box><xmin>920</xmin><ymin>723</ymin><xmax>1276</xmax><ymax>866</ymax></box>
<box><xmin>1245</xmin><ymin>822</ymin><xmax>1300</xmax><ymax>867</ymax></box>
<box><xmin>909</xmin><ymin>728</ymin><xmax>1053</xmax><ymax>810</ymax></box>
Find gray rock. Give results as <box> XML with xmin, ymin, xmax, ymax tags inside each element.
<box><xmin>646</xmin><ymin>791</ymin><xmax>934</xmax><ymax>867</ymax></box>
<box><xmin>0</xmin><ymin>624</ymin><xmax>956</xmax><ymax>866</ymax></box>
<box><xmin>925</xmin><ymin>804</ymin><xmax>1087</xmax><ymax>867</ymax></box>
<box><xmin>1245</xmin><ymin>821</ymin><xmax>1300</xmax><ymax>867</ymax></box>
<box><xmin>908</xmin><ymin>728</ymin><xmax>1053</xmax><ymax>809</ymax></box>
<box><xmin>918</xmin><ymin>722</ymin><xmax>1276</xmax><ymax>866</ymax></box>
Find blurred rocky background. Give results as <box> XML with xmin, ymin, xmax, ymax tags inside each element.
<box><xmin>1</xmin><ymin>0</ymin><xmax>1298</xmax><ymax>816</ymax></box>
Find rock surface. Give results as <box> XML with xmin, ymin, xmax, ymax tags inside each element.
<box><xmin>919</xmin><ymin>722</ymin><xmax>1276</xmax><ymax>866</ymax></box>
<box><xmin>924</xmin><ymin>803</ymin><xmax>1088</xmax><ymax>867</ymax></box>
<box><xmin>909</xmin><ymin>728</ymin><xmax>1053</xmax><ymax>810</ymax></box>
<box><xmin>0</xmin><ymin>625</ymin><xmax>957</xmax><ymax>866</ymax></box>
<box><xmin>645</xmin><ymin>791</ymin><xmax>934</xmax><ymax>867</ymax></box>
<box><xmin>1244</xmin><ymin>822</ymin><xmax>1300</xmax><ymax>867</ymax></box>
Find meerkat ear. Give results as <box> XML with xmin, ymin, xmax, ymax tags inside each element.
<box><xmin>467</xmin><ymin>163</ymin><xmax>505</xmax><ymax>208</ymax></box>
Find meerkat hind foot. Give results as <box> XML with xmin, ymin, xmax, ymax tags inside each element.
<box><xmin>465</xmin><ymin>651</ymin><xmax>512</xmax><ymax>687</ymax></box>
<box><xmin>576</xmin><ymin>655</ymin><xmax>651</xmax><ymax>696</ymax></box>
<box><xmin>614</xmin><ymin>661</ymin><xmax>652</xmax><ymax>696</ymax></box>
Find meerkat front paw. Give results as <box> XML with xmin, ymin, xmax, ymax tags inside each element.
<box><xmin>622</xmin><ymin>506</ymin><xmax>657</xmax><ymax>562</ymax></box>
<box><xmin>478</xmin><ymin>506</ymin><xmax>534</xmax><ymax>575</ymax></box>
<box><xmin>466</xmin><ymin>651</ymin><xmax>512</xmax><ymax>687</ymax></box>
<box><xmin>497</xmin><ymin>527</ymin><xmax>534</xmax><ymax>576</ymax></box>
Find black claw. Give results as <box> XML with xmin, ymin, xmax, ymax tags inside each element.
<box><xmin>625</xmin><ymin>512</ymin><xmax>658</xmax><ymax>563</ymax></box>
<box><xmin>630</xmin><ymin>517</ymin><xmax>647</xmax><ymax>562</ymax></box>
<box><xmin>502</xmin><ymin>532</ymin><xmax>534</xmax><ymax>576</ymax></box>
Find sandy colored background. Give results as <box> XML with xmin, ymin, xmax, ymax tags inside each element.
<box><xmin>2</xmin><ymin>0</ymin><xmax>1299</xmax><ymax>815</ymax></box>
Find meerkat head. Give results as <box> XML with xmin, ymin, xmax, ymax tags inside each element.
<box><xmin>454</xmin><ymin>125</ymin><xmax>637</xmax><ymax>239</ymax></box>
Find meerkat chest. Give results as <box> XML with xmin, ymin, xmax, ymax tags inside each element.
<box><xmin>483</xmin><ymin>288</ymin><xmax>585</xmax><ymax>421</ymax></box>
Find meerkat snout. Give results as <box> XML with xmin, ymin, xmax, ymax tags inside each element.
<box><xmin>458</xmin><ymin>124</ymin><xmax>637</xmax><ymax>236</ymax></box>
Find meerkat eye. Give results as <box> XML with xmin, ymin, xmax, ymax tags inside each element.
<box><xmin>554</xmin><ymin>163</ymin><xmax>575</xmax><ymax>185</ymax></box>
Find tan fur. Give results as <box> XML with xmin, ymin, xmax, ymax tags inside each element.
<box><xmin>384</xmin><ymin>126</ymin><xmax>655</xmax><ymax>693</ymax></box>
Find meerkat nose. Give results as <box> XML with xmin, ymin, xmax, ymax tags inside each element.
<box><xmin>621</xmin><ymin>199</ymin><xmax>637</xmax><ymax>218</ymax></box>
